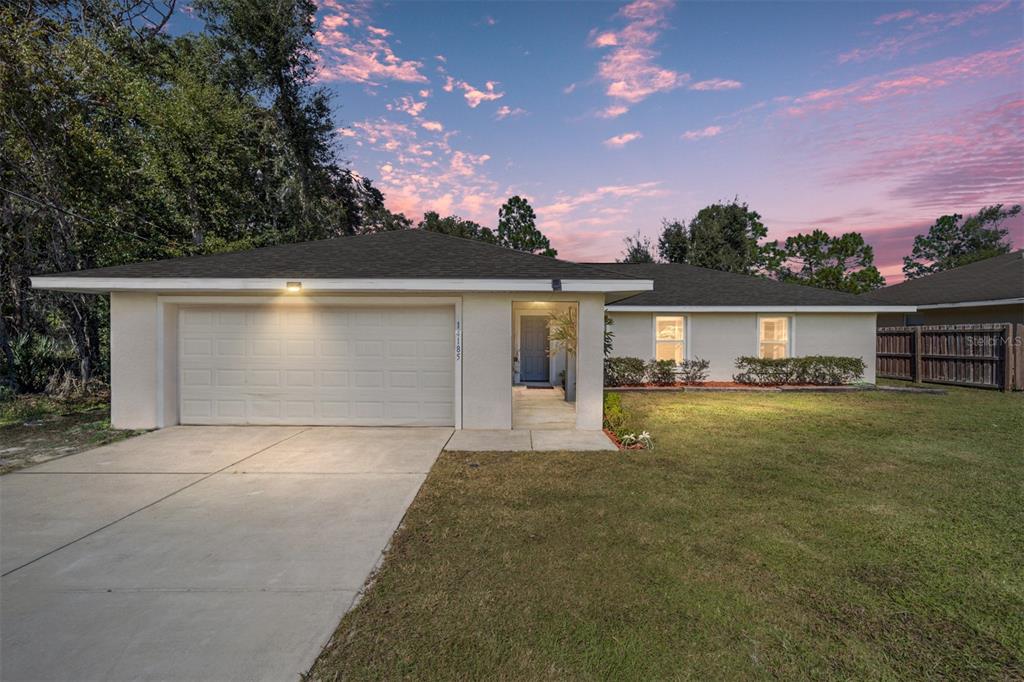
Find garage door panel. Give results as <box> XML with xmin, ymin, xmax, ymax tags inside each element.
<box><xmin>179</xmin><ymin>305</ymin><xmax>454</xmax><ymax>426</ymax></box>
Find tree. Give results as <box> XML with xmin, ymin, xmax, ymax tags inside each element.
<box><xmin>657</xmin><ymin>219</ymin><xmax>688</xmax><ymax>263</ymax></box>
<box><xmin>902</xmin><ymin>204</ymin><xmax>1020</xmax><ymax>279</ymax></box>
<box><xmin>770</xmin><ymin>230</ymin><xmax>885</xmax><ymax>293</ymax></box>
<box><xmin>618</xmin><ymin>231</ymin><xmax>656</xmax><ymax>263</ymax></box>
<box><xmin>497</xmin><ymin>196</ymin><xmax>557</xmax><ymax>257</ymax></box>
<box><xmin>418</xmin><ymin>211</ymin><xmax>497</xmax><ymax>243</ymax></box>
<box><xmin>655</xmin><ymin>200</ymin><xmax>774</xmax><ymax>274</ymax></box>
<box><xmin>0</xmin><ymin>1</ymin><xmax>399</xmax><ymax>392</ymax></box>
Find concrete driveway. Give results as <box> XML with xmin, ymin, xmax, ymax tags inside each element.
<box><xmin>0</xmin><ymin>425</ymin><xmax>452</xmax><ymax>681</ymax></box>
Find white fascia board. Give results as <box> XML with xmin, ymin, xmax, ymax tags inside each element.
<box><xmin>605</xmin><ymin>304</ymin><xmax>918</xmax><ymax>313</ymax></box>
<box><xmin>561</xmin><ymin>279</ymin><xmax>653</xmax><ymax>292</ymax></box>
<box><xmin>31</xmin><ymin>276</ymin><xmax>651</xmax><ymax>294</ymax></box>
<box><xmin>916</xmin><ymin>297</ymin><xmax>1024</xmax><ymax>310</ymax></box>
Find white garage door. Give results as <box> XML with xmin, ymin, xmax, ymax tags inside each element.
<box><xmin>178</xmin><ymin>306</ymin><xmax>455</xmax><ymax>426</ymax></box>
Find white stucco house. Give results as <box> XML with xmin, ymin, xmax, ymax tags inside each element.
<box><xmin>31</xmin><ymin>230</ymin><xmax>911</xmax><ymax>431</ymax></box>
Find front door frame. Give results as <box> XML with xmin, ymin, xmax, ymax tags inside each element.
<box><xmin>519</xmin><ymin>314</ymin><xmax>551</xmax><ymax>382</ymax></box>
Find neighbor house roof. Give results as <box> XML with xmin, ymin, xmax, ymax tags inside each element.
<box><xmin>864</xmin><ymin>250</ymin><xmax>1024</xmax><ymax>307</ymax></box>
<box><xmin>31</xmin><ymin>230</ymin><xmax>650</xmax><ymax>294</ymax></box>
<box><xmin>593</xmin><ymin>262</ymin><xmax>907</xmax><ymax>310</ymax></box>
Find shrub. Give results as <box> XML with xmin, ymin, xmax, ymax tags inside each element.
<box><xmin>8</xmin><ymin>333</ymin><xmax>77</xmax><ymax>394</ymax></box>
<box><xmin>675</xmin><ymin>357</ymin><xmax>710</xmax><ymax>384</ymax></box>
<box><xmin>646</xmin><ymin>359</ymin><xmax>676</xmax><ymax>385</ymax></box>
<box><xmin>604</xmin><ymin>357</ymin><xmax>647</xmax><ymax>387</ymax></box>
<box><xmin>603</xmin><ymin>392</ymin><xmax>627</xmax><ymax>433</ymax></box>
<box><xmin>733</xmin><ymin>356</ymin><xmax>866</xmax><ymax>385</ymax></box>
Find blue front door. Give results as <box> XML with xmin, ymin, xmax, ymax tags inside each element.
<box><xmin>520</xmin><ymin>316</ymin><xmax>550</xmax><ymax>382</ymax></box>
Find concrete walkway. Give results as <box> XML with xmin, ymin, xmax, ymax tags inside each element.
<box><xmin>445</xmin><ymin>429</ymin><xmax>617</xmax><ymax>452</ymax></box>
<box><xmin>0</xmin><ymin>425</ymin><xmax>452</xmax><ymax>682</ymax></box>
<box><xmin>512</xmin><ymin>385</ymin><xmax>576</xmax><ymax>430</ymax></box>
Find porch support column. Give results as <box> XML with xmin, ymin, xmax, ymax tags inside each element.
<box><xmin>575</xmin><ymin>294</ymin><xmax>604</xmax><ymax>430</ymax></box>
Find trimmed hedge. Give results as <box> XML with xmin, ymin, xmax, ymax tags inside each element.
<box><xmin>647</xmin><ymin>360</ymin><xmax>676</xmax><ymax>386</ymax></box>
<box><xmin>675</xmin><ymin>358</ymin><xmax>710</xmax><ymax>384</ymax></box>
<box><xmin>733</xmin><ymin>356</ymin><xmax>866</xmax><ymax>386</ymax></box>
<box><xmin>604</xmin><ymin>357</ymin><xmax>647</xmax><ymax>386</ymax></box>
<box><xmin>604</xmin><ymin>356</ymin><xmax>711</xmax><ymax>386</ymax></box>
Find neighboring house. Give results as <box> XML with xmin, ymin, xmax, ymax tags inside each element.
<box><xmin>595</xmin><ymin>262</ymin><xmax>908</xmax><ymax>382</ymax></box>
<box><xmin>868</xmin><ymin>250</ymin><xmax>1024</xmax><ymax>327</ymax></box>
<box><xmin>32</xmin><ymin>231</ymin><xmax>910</xmax><ymax>430</ymax></box>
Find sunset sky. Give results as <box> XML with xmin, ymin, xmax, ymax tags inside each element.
<box><xmin>212</xmin><ymin>1</ymin><xmax>1024</xmax><ymax>281</ymax></box>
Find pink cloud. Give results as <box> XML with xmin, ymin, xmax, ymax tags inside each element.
<box><xmin>838</xmin><ymin>96</ymin><xmax>1024</xmax><ymax>212</ymax></box>
<box><xmin>597</xmin><ymin>104</ymin><xmax>630</xmax><ymax>118</ymax></box>
<box><xmin>495</xmin><ymin>105</ymin><xmax>526</xmax><ymax>120</ymax></box>
<box><xmin>786</xmin><ymin>44</ymin><xmax>1024</xmax><ymax>116</ymax></box>
<box><xmin>681</xmin><ymin>125</ymin><xmax>722</xmax><ymax>140</ymax></box>
<box><xmin>604</xmin><ymin>131</ymin><xmax>643</xmax><ymax>147</ymax></box>
<box><xmin>591</xmin><ymin>0</ymin><xmax>686</xmax><ymax>106</ymax></box>
<box><xmin>387</xmin><ymin>96</ymin><xmax>428</xmax><ymax>117</ymax></box>
<box><xmin>842</xmin><ymin>1</ymin><xmax>1013</xmax><ymax>64</ymax></box>
<box><xmin>456</xmin><ymin>80</ymin><xmax>505</xmax><ymax>108</ymax></box>
<box><xmin>690</xmin><ymin>78</ymin><xmax>743</xmax><ymax>91</ymax></box>
<box><xmin>874</xmin><ymin>9</ymin><xmax>917</xmax><ymax>25</ymax></box>
<box><xmin>314</xmin><ymin>3</ymin><xmax>426</xmax><ymax>84</ymax></box>
<box><xmin>420</xmin><ymin>120</ymin><xmax>444</xmax><ymax>132</ymax></box>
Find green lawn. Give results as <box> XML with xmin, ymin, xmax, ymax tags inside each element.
<box><xmin>308</xmin><ymin>387</ymin><xmax>1023</xmax><ymax>681</ymax></box>
<box><xmin>0</xmin><ymin>394</ymin><xmax>146</xmax><ymax>474</ymax></box>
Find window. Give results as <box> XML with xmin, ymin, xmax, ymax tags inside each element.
<box><xmin>759</xmin><ymin>316</ymin><xmax>790</xmax><ymax>359</ymax></box>
<box><xmin>655</xmin><ymin>316</ymin><xmax>685</xmax><ymax>363</ymax></box>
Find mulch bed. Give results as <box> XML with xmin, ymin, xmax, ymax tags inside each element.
<box><xmin>606</xmin><ymin>383</ymin><xmax>945</xmax><ymax>394</ymax></box>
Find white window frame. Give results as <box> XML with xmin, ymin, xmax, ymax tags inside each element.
<box><xmin>653</xmin><ymin>315</ymin><xmax>687</xmax><ymax>363</ymax></box>
<box><xmin>757</xmin><ymin>315</ymin><xmax>793</xmax><ymax>359</ymax></box>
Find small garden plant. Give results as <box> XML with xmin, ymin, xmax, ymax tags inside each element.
<box><xmin>602</xmin><ymin>392</ymin><xmax>654</xmax><ymax>450</ymax></box>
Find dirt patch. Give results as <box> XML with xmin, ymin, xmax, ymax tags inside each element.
<box><xmin>0</xmin><ymin>395</ymin><xmax>147</xmax><ymax>474</ymax></box>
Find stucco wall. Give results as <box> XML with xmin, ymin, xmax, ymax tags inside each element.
<box><xmin>607</xmin><ymin>311</ymin><xmax>878</xmax><ymax>383</ymax></box>
<box><xmin>606</xmin><ymin>312</ymin><xmax>651</xmax><ymax>358</ymax></box>
<box><xmin>461</xmin><ymin>293</ymin><xmax>513</xmax><ymax>429</ymax></box>
<box><xmin>794</xmin><ymin>313</ymin><xmax>877</xmax><ymax>383</ymax></box>
<box><xmin>110</xmin><ymin>292</ymin><xmax>160</xmax><ymax>429</ymax></box>
<box><xmin>689</xmin><ymin>314</ymin><xmax>760</xmax><ymax>380</ymax></box>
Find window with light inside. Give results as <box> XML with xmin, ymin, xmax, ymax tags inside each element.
<box><xmin>759</xmin><ymin>317</ymin><xmax>789</xmax><ymax>359</ymax></box>
<box><xmin>655</xmin><ymin>316</ymin><xmax>685</xmax><ymax>363</ymax></box>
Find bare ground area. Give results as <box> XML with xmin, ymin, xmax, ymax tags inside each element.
<box><xmin>0</xmin><ymin>394</ymin><xmax>146</xmax><ymax>474</ymax></box>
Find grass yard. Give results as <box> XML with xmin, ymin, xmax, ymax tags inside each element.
<box><xmin>308</xmin><ymin>387</ymin><xmax>1023</xmax><ymax>681</ymax></box>
<box><xmin>0</xmin><ymin>393</ymin><xmax>146</xmax><ymax>474</ymax></box>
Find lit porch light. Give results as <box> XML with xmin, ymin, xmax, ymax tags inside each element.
<box><xmin>285</xmin><ymin>281</ymin><xmax>302</xmax><ymax>293</ymax></box>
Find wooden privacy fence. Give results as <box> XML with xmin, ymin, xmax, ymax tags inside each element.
<box><xmin>877</xmin><ymin>324</ymin><xmax>1024</xmax><ymax>391</ymax></box>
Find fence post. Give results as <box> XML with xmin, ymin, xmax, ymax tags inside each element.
<box><xmin>1016</xmin><ymin>324</ymin><xmax>1024</xmax><ymax>391</ymax></box>
<box><xmin>913</xmin><ymin>327</ymin><xmax>923</xmax><ymax>383</ymax></box>
<box><xmin>1003</xmin><ymin>323</ymin><xmax>1013</xmax><ymax>393</ymax></box>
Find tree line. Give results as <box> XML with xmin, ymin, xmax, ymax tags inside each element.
<box><xmin>616</xmin><ymin>200</ymin><xmax>1020</xmax><ymax>293</ymax></box>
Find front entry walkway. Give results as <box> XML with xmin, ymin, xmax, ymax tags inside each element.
<box><xmin>0</xmin><ymin>425</ymin><xmax>452</xmax><ymax>682</ymax></box>
<box><xmin>447</xmin><ymin>387</ymin><xmax>616</xmax><ymax>451</ymax></box>
<box><xmin>512</xmin><ymin>385</ymin><xmax>575</xmax><ymax>429</ymax></box>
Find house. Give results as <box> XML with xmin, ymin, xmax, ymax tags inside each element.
<box><xmin>594</xmin><ymin>262</ymin><xmax>906</xmax><ymax>382</ymax></box>
<box><xmin>31</xmin><ymin>230</ymin><xmax>911</xmax><ymax>430</ymax></box>
<box><xmin>868</xmin><ymin>251</ymin><xmax>1024</xmax><ymax>327</ymax></box>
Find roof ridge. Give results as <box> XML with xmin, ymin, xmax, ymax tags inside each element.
<box><xmin>411</xmin><ymin>228</ymin><xmax>645</xmax><ymax>279</ymax></box>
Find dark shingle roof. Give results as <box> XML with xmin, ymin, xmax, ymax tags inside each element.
<box><xmin>51</xmin><ymin>230</ymin><xmax>637</xmax><ymax>281</ymax></box>
<box><xmin>864</xmin><ymin>251</ymin><xmax>1024</xmax><ymax>306</ymax></box>
<box><xmin>593</xmin><ymin>262</ymin><xmax>882</xmax><ymax>307</ymax></box>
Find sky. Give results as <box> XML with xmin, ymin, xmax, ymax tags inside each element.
<box><xmin>200</xmin><ymin>1</ymin><xmax>1024</xmax><ymax>282</ymax></box>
